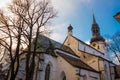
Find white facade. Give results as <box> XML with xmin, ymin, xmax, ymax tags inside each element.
<box><xmin>17</xmin><ymin>49</ymin><xmax>101</xmax><ymax>80</ymax></box>
<box><xmin>80</xmin><ymin>69</ymin><xmax>100</xmax><ymax>80</ymax></box>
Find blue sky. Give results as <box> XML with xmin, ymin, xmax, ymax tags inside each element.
<box><xmin>0</xmin><ymin>0</ymin><xmax>120</xmax><ymax>43</ymax></box>
<box><xmin>50</xmin><ymin>0</ymin><xmax>120</xmax><ymax>43</ymax></box>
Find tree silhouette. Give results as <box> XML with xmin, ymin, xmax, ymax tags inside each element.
<box><xmin>0</xmin><ymin>0</ymin><xmax>56</xmax><ymax>80</ymax></box>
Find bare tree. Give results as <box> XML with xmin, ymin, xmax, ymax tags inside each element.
<box><xmin>0</xmin><ymin>0</ymin><xmax>56</xmax><ymax>80</ymax></box>
<box><xmin>106</xmin><ymin>31</ymin><xmax>120</xmax><ymax>64</ymax></box>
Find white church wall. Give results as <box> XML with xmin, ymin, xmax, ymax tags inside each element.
<box><xmin>98</xmin><ymin>59</ymin><xmax>104</xmax><ymax>71</ymax></box>
<box><xmin>63</xmin><ymin>35</ymin><xmax>81</xmax><ymax>56</ymax></box>
<box><xmin>80</xmin><ymin>69</ymin><xmax>100</xmax><ymax>80</ymax></box>
<box><xmin>87</xmin><ymin>57</ymin><xmax>99</xmax><ymax>71</ymax></box>
<box><xmin>98</xmin><ymin>59</ymin><xmax>112</xmax><ymax>80</ymax></box>
<box><xmin>109</xmin><ymin>63</ymin><xmax>115</xmax><ymax>80</ymax></box>
<box><xmin>104</xmin><ymin>60</ymin><xmax>111</xmax><ymax>80</ymax></box>
<box><xmin>56</xmin><ymin>55</ymin><xmax>78</xmax><ymax>80</ymax></box>
<box><xmin>98</xmin><ymin>41</ymin><xmax>109</xmax><ymax>59</ymax></box>
<box><xmin>36</xmin><ymin>51</ymin><xmax>80</xmax><ymax>80</ymax></box>
<box><xmin>78</xmin><ymin>41</ymin><xmax>109</xmax><ymax>60</ymax></box>
<box><xmin>38</xmin><ymin>54</ymin><xmax>58</xmax><ymax>80</ymax></box>
<box><xmin>78</xmin><ymin>42</ymin><xmax>103</xmax><ymax>57</ymax></box>
<box><xmin>17</xmin><ymin>53</ymin><xmax>58</xmax><ymax>80</ymax></box>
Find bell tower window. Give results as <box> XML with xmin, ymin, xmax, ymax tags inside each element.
<box><xmin>97</xmin><ymin>46</ymin><xmax>100</xmax><ymax>49</ymax></box>
<box><xmin>92</xmin><ymin>43</ymin><xmax>96</xmax><ymax>47</ymax></box>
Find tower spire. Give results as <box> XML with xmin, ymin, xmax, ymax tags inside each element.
<box><xmin>90</xmin><ymin>12</ymin><xmax>105</xmax><ymax>44</ymax></box>
<box><xmin>92</xmin><ymin>12</ymin><xmax>97</xmax><ymax>24</ymax></box>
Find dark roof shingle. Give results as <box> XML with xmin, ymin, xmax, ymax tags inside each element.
<box><xmin>57</xmin><ymin>51</ymin><xmax>98</xmax><ymax>72</ymax></box>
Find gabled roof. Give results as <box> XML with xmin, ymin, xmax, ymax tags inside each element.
<box><xmin>61</xmin><ymin>45</ymin><xmax>77</xmax><ymax>56</ymax></box>
<box><xmin>31</xmin><ymin>35</ymin><xmax>78</xmax><ymax>56</ymax></box>
<box><xmin>73</xmin><ymin>35</ymin><xmax>116</xmax><ymax>64</ymax></box>
<box><xmin>20</xmin><ymin>35</ymin><xmax>62</xmax><ymax>58</ymax></box>
<box><xmin>63</xmin><ymin>35</ymin><xmax>101</xmax><ymax>54</ymax></box>
<box><xmin>62</xmin><ymin>35</ymin><xmax>116</xmax><ymax>64</ymax></box>
<box><xmin>71</xmin><ymin>35</ymin><xmax>104</xmax><ymax>54</ymax></box>
<box><xmin>56</xmin><ymin>49</ymin><xmax>99</xmax><ymax>73</ymax></box>
<box><xmin>30</xmin><ymin>35</ymin><xmax>62</xmax><ymax>52</ymax></box>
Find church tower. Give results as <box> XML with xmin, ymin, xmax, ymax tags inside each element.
<box><xmin>90</xmin><ymin>13</ymin><xmax>109</xmax><ymax>59</ymax></box>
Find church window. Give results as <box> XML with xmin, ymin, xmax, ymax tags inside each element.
<box><xmin>61</xmin><ymin>71</ymin><xmax>66</xmax><ymax>80</ymax></box>
<box><xmin>83</xmin><ymin>55</ymin><xmax>86</xmax><ymax>59</ymax></box>
<box><xmin>45</xmin><ymin>64</ymin><xmax>50</xmax><ymax>80</ymax></box>
<box><xmin>67</xmin><ymin>43</ymin><xmax>70</xmax><ymax>45</ymax></box>
<box><xmin>63</xmin><ymin>76</ymin><xmax>66</xmax><ymax>80</ymax></box>
<box><xmin>97</xmin><ymin>46</ymin><xmax>100</xmax><ymax>49</ymax></box>
<box><xmin>92</xmin><ymin>43</ymin><xmax>96</xmax><ymax>47</ymax></box>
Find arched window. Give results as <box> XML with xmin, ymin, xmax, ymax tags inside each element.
<box><xmin>92</xmin><ymin>43</ymin><xmax>96</xmax><ymax>47</ymax></box>
<box><xmin>63</xmin><ymin>76</ymin><xmax>66</xmax><ymax>80</ymax></box>
<box><xmin>98</xmin><ymin>46</ymin><xmax>100</xmax><ymax>49</ymax></box>
<box><xmin>45</xmin><ymin>64</ymin><xmax>50</xmax><ymax>80</ymax></box>
<box><xmin>61</xmin><ymin>71</ymin><xmax>66</xmax><ymax>80</ymax></box>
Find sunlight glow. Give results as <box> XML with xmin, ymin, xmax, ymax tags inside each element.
<box><xmin>0</xmin><ymin>0</ymin><xmax>11</xmax><ymax>8</ymax></box>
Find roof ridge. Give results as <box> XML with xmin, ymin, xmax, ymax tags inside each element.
<box><xmin>71</xmin><ymin>35</ymin><xmax>105</xmax><ymax>54</ymax></box>
<box><xmin>56</xmin><ymin>49</ymin><xmax>98</xmax><ymax>72</ymax></box>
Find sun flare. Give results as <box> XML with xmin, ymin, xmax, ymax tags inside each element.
<box><xmin>0</xmin><ymin>0</ymin><xmax>11</xmax><ymax>8</ymax></box>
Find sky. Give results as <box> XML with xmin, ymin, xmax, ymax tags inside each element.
<box><xmin>50</xmin><ymin>0</ymin><xmax>120</xmax><ymax>44</ymax></box>
<box><xmin>0</xmin><ymin>0</ymin><xmax>120</xmax><ymax>44</ymax></box>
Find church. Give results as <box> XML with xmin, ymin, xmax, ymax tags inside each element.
<box><xmin>17</xmin><ymin>14</ymin><xmax>120</xmax><ymax>80</ymax></box>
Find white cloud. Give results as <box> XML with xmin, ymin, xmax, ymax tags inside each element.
<box><xmin>0</xmin><ymin>0</ymin><xmax>92</xmax><ymax>43</ymax></box>
<box><xmin>0</xmin><ymin>0</ymin><xmax>11</xmax><ymax>8</ymax></box>
<box><xmin>113</xmin><ymin>57</ymin><xmax>120</xmax><ymax>65</ymax></box>
<box><xmin>51</xmin><ymin>0</ymin><xmax>91</xmax><ymax>17</ymax></box>
<box><xmin>47</xmin><ymin>0</ymin><xmax>79</xmax><ymax>42</ymax></box>
<box><xmin>49</xmin><ymin>23</ymin><xmax>68</xmax><ymax>43</ymax></box>
<box><xmin>111</xmin><ymin>52</ymin><xmax>120</xmax><ymax>65</ymax></box>
<box><xmin>51</xmin><ymin>0</ymin><xmax>75</xmax><ymax>17</ymax></box>
<box><xmin>49</xmin><ymin>0</ymin><xmax>92</xmax><ymax>43</ymax></box>
<box><xmin>85</xmin><ymin>40</ymin><xmax>90</xmax><ymax>44</ymax></box>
